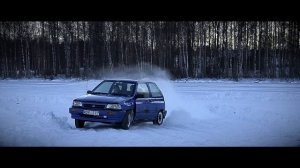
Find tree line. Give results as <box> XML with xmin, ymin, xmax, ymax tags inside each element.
<box><xmin>0</xmin><ymin>21</ymin><xmax>299</xmax><ymax>79</ymax></box>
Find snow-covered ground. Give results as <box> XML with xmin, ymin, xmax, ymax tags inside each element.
<box><xmin>0</xmin><ymin>78</ymin><xmax>300</xmax><ymax>146</ymax></box>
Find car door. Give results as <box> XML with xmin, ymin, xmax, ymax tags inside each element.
<box><xmin>147</xmin><ymin>82</ymin><xmax>164</xmax><ymax>120</ymax></box>
<box><xmin>135</xmin><ymin>83</ymin><xmax>151</xmax><ymax>120</ymax></box>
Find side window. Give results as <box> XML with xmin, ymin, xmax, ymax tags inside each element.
<box><xmin>136</xmin><ymin>83</ymin><xmax>150</xmax><ymax>98</ymax></box>
<box><xmin>148</xmin><ymin>83</ymin><xmax>163</xmax><ymax>98</ymax></box>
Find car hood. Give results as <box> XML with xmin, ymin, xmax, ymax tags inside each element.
<box><xmin>75</xmin><ymin>94</ymin><xmax>130</xmax><ymax>104</ymax></box>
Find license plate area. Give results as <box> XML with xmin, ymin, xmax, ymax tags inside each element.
<box><xmin>83</xmin><ymin>110</ymin><xmax>99</xmax><ymax>116</ymax></box>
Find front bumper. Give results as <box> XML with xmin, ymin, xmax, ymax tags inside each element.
<box><xmin>69</xmin><ymin>107</ymin><xmax>126</xmax><ymax>123</ymax></box>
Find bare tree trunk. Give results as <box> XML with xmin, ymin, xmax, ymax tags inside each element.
<box><xmin>74</xmin><ymin>22</ymin><xmax>79</xmax><ymax>76</ymax></box>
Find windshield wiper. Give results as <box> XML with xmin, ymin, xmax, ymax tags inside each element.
<box><xmin>92</xmin><ymin>92</ymin><xmax>108</xmax><ymax>95</ymax></box>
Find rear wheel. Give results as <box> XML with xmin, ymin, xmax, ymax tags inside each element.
<box><xmin>121</xmin><ymin>110</ymin><xmax>134</xmax><ymax>130</ymax></box>
<box><xmin>75</xmin><ymin>119</ymin><xmax>85</xmax><ymax>128</ymax></box>
<box><xmin>153</xmin><ymin>111</ymin><xmax>164</xmax><ymax>125</ymax></box>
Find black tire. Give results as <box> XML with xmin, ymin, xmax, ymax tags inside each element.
<box><xmin>121</xmin><ymin>110</ymin><xmax>134</xmax><ymax>130</ymax></box>
<box><xmin>153</xmin><ymin>111</ymin><xmax>164</xmax><ymax>125</ymax></box>
<box><xmin>75</xmin><ymin>119</ymin><xmax>85</xmax><ymax>128</ymax></box>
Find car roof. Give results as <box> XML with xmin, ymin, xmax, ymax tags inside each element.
<box><xmin>102</xmin><ymin>79</ymin><xmax>154</xmax><ymax>84</ymax></box>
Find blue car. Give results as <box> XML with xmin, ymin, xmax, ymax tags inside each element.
<box><xmin>69</xmin><ymin>80</ymin><xmax>167</xmax><ymax>130</ymax></box>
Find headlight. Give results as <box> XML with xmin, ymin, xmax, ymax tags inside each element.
<box><xmin>73</xmin><ymin>101</ymin><xmax>82</xmax><ymax>107</ymax></box>
<box><xmin>106</xmin><ymin>104</ymin><xmax>122</xmax><ymax>110</ymax></box>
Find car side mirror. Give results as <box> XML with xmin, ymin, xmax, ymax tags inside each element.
<box><xmin>136</xmin><ymin>93</ymin><xmax>144</xmax><ymax>98</ymax></box>
<box><xmin>87</xmin><ymin>90</ymin><xmax>93</xmax><ymax>94</ymax></box>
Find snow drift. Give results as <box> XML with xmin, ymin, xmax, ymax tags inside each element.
<box><xmin>1</xmin><ymin>71</ymin><xmax>300</xmax><ymax>146</ymax></box>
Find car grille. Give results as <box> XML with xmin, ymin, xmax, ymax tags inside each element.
<box><xmin>82</xmin><ymin>103</ymin><xmax>106</xmax><ymax>109</ymax></box>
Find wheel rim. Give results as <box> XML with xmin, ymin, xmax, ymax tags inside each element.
<box><xmin>157</xmin><ymin>112</ymin><xmax>163</xmax><ymax>124</ymax></box>
<box><xmin>127</xmin><ymin>113</ymin><xmax>132</xmax><ymax>127</ymax></box>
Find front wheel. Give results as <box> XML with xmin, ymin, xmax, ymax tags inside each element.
<box><xmin>153</xmin><ymin>111</ymin><xmax>164</xmax><ymax>125</ymax></box>
<box><xmin>121</xmin><ymin>110</ymin><xmax>134</xmax><ymax>130</ymax></box>
<box><xmin>75</xmin><ymin>119</ymin><xmax>85</xmax><ymax>128</ymax></box>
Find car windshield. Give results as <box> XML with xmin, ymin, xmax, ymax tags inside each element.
<box><xmin>91</xmin><ymin>81</ymin><xmax>136</xmax><ymax>97</ymax></box>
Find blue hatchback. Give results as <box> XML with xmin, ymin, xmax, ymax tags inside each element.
<box><xmin>69</xmin><ymin>80</ymin><xmax>167</xmax><ymax>129</ymax></box>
